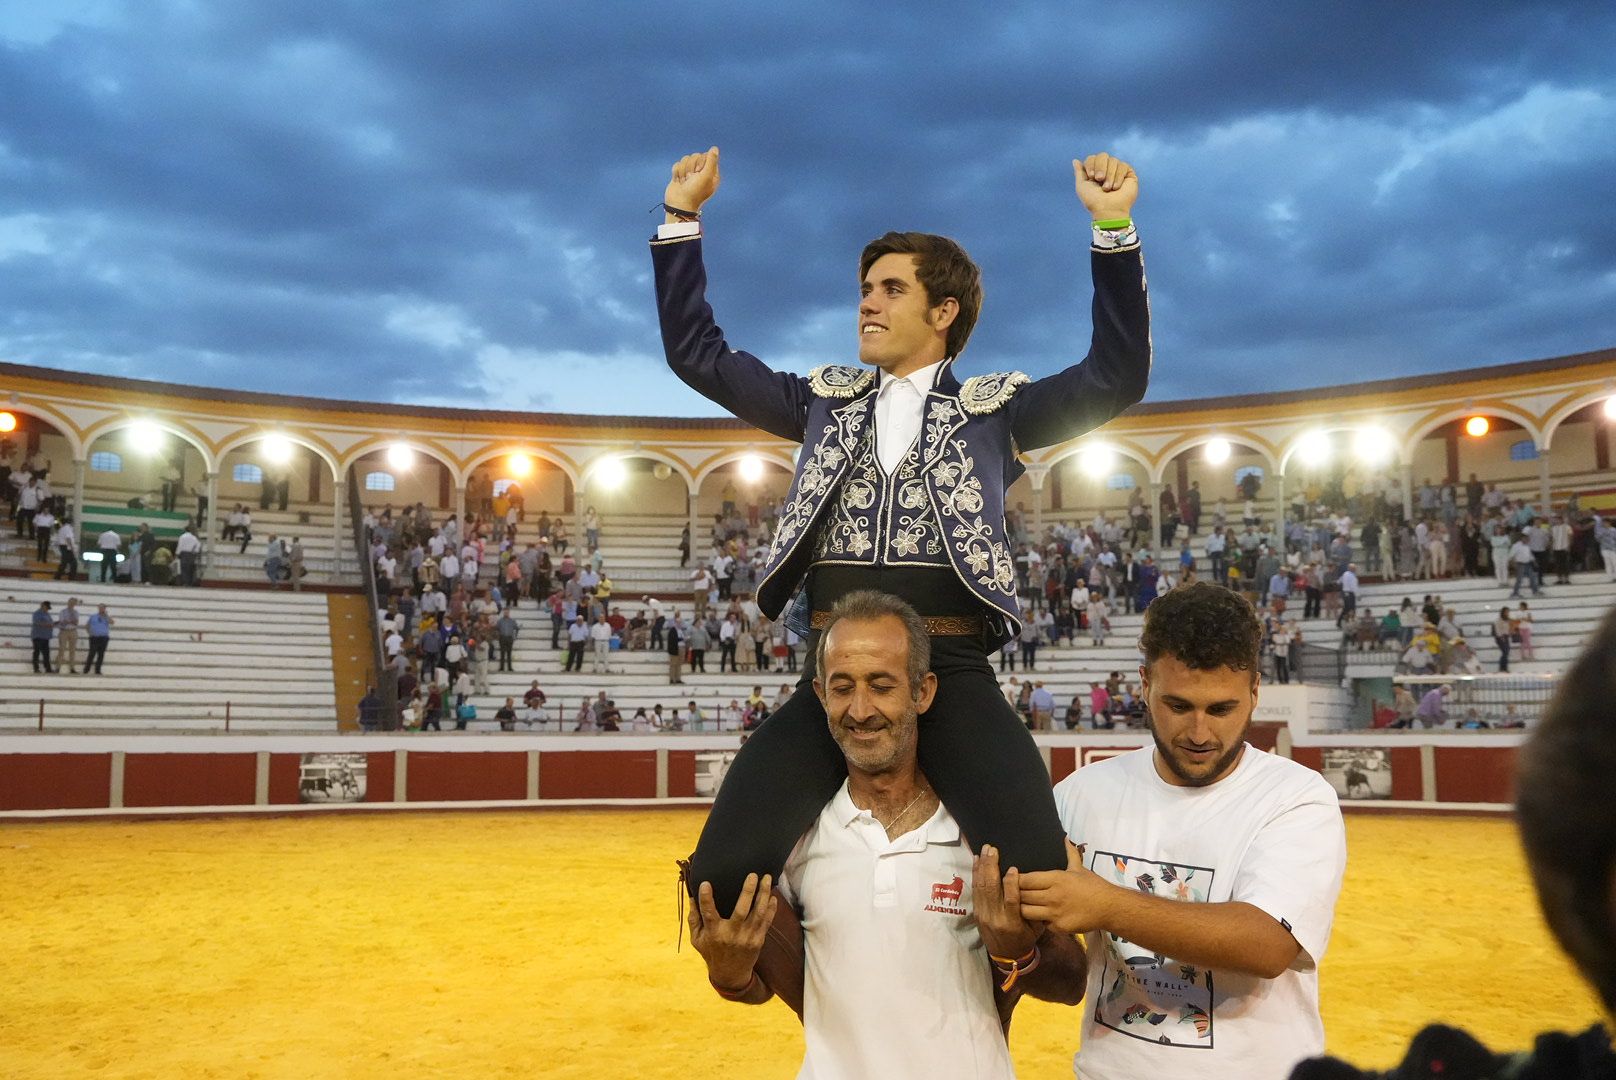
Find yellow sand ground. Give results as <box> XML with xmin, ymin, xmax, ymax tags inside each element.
<box><xmin>0</xmin><ymin>811</ymin><xmax>1601</xmax><ymax>1079</ymax></box>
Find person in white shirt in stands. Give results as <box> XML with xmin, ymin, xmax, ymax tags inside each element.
<box><xmin>687</xmin><ymin>590</ymin><xmax>1087</xmax><ymax>1077</ymax></box>
<box><xmin>96</xmin><ymin>527</ymin><xmax>122</xmax><ymax>582</ymax></box>
<box><xmin>175</xmin><ymin>525</ymin><xmax>202</xmax><ymax>585</ymax></box>
<box><xmin>53</xmin><ymin>518</ymin><xmax>78</xmax><ymax>580</ymax></box>
<box><xmin>1020</xmin><ymin>581</ymin><xmax>1346</xmax><ymax>1080</ymax></box>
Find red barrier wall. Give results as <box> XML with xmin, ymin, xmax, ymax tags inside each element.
<box><xmin>667</xmin><ymin>751</ymin><xmax>697</xmax><ymax>798</ymax></box>
<box><xmin>407</xmin><ymin>751</ymin><xmax>527</xmax><ymax>802</ymax></box>
<box><xmin>0</xmin><ymin>753</ymin><xmax>110</xmax><ymax>810</ymax></box>
<box><xmin>1435</xmin><ymin>746</ymin><xmax>1518</xmax><ymax>804</ymax></box>
<box><xmin>123</xmin><ymin>753</ymin><xmax>256</xmax><ymax>808</ymax></box>
<box><xmin>541</xmin><ymin>751</ymin><xmax>657</xmax><ymax>799</ymax></box>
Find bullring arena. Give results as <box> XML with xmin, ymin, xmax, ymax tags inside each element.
<box><xmin>2</xmin><ymin>349</ymin><xmax>1614</xmax><ymax>1077</ymax></box>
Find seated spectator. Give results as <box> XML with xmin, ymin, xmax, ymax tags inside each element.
<box><xmin>495</xmin><ymin>698</ymin><xmax>518</xmax><ymax>731</ymax></box>
<box><xmin>1400</xmin><ymin>638</ymin><xmax>1437</xmax><ymax>675</ymax></box>
<box><xmin>522</xmin><ymin>680</ymin><xmax>548</xmax><ymax>727</ymax></box>
<box><xmin>1351</xmin><ymin>608</ymin><xmax>1379</xmax><ymax>650</ymax></box>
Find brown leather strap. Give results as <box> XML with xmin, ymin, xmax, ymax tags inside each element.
<box><xmin>809</xmin><ymin>610</ymin><xmax>983</xmax><ymax>636</ymax></box>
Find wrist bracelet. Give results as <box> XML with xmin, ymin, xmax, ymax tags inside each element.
<box><xmin>990</xmin><ymin>945</ymin><xmax>1042</xmax><ymax>993</ymax></box>
<box><xmin>657</xmin><ymin>202</ymin><xmax>702</xmax><ymax>221</ymax></box>
<box><xmin>710</xmin><ymin>970</ymin><xmax>758</xmax><ymax>1000</ymax></box>
<box><xmin>1092</xmin><ymin>217</ymin><xmax>1132</xmax><ymax>230</ymax></box>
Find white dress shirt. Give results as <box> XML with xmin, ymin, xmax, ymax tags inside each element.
<box><xmin>874</xmin><ymin>359</ymin><xmax>945</xmax><ymax>474</ymax></box>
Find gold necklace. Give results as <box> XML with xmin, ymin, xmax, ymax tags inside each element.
<box><xmin>876</xmin><ymin>785</ymin><xmax>931</xmax><ymax>833</ymax></box>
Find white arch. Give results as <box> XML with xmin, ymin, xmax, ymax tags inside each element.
<box><xmin>1039</xmin><ymin>439</ymin><xmax>1154</xmax><ymax>481</ymax></box>
<box><xmin>1279</xmin><ymin>423</ymin><xmax>1421</xmax><ymax>475</ymax></box>
<box><xmin>1397</xmin><ymin>405</ymin><xmax>1545</xmax><ymax>466</ymax></box>
<box><xmin>461</xmin><ymin>444</ymin><xmax>581</xmax><ymax>489</ymax></box>
<box><xmin>577</xmin><ymin>448</ymin><xmax>695</xmax><ymax>492</ymax></box>
<box><xmin>1150</xmin><ymin>432</ymin><xmax>1281</xmax><ymax>485</ymax></box>
<box><xmin>693</xmin><ymin>448</ymin><xmax>797</xmax><ymax>488</ymax></box>
<box><xmin>0</xmin><ymin>400</ymin><xmax>86</xmax><ymax>460</ymax></box>
<box><xmin>81</xmin><ymin>416</ymin><xmax>217</xmax><ymax>474</ymax></box>
<box><xmin>340</xmin><ymin>437</ymin><xmax>461</xmax><ymax>487</ymax></box>
<box><xmin>1540</xmin><ymin>387</ymin><xmax>1616</xmax><ymax>451</ymax></box>
<box><xmin>215</xmin><ymin>429</ymin><xmax>341</xmax><ymax>480</ymax></box>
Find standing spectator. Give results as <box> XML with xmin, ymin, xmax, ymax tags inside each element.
<box><xmin>1028</xmin><ymin>681</ymin><xmax>1055</xmax><ymax>731</ymax></box>
<box><xmin>96</xmin><ymin>527</ymin><xmax>122</xmax><ymax>582</ymax></box>
<box><xmin>235</xmin><ymin>509</ymin><xmax>254</xmax><ymax>553</ymax></box>
<box><xmin>53</xmin><ymin>517</ymin><xmax>78</xmax><ymax>580</ymax></box>
<box><xmin>589</xmin><ymin>613</ymin><xmax>612</xmax><ymax>674</ymax></box>
<box><xmin>1335</xmin><ymin>564</ymin><xmax>1360</xmax><ymax>628</ymax></box>
<box><xmin>30</xmin><ymin>600</ymin><xmax>55</xmax><ymax>673</ymax></box>
<box><xmin>678</xmin><ymin>523</ymin><xmax>690</xmax><ymax>567</ymax></box>
<box><xmin>471</xmin><ymin>634</ymin><xmax>492</xmax><ymax>695</ymax></box>
<box><xmin>496</xmin><ymin>610</ymin><xmax>519</xmax><ymax>672</ymax></box>
<box><xmin>288</xmin><ymin>537</ymin><xmax>305</xmax><ymax>591</ymax></box>
<box><xmin>55</xmin><ymin>597</ymin><xmax>83</xmax><ymax>672</ymax></box>
<box><xmin>1598</xmin><ymin>516</ymin><xmax>1616</xmax><ymax>581</ymax></box>
<box><xmin>452</xmin><ymin>669</ymin><xmax>474</xmax><ymax>728</ymax></box>
<box><xmin>690</xmin><ymin>564</ymin><xmax>712</xmax><ymax>613</ymax></box>
<box><xmin>565</xmin><ymin>616</ymin><xmax>588</xmax><ymax>672</ymax></box>
<box><xmin>1551</xmin><ymin>514</ymin><xmax>1573</xmax><ymax>584</ymax></box>
<box><xmin>584</xmin><ymin>506</ymin><xmax>601</xmax><ymax>550</ymax></box>
<box><xmin>718</xmin><ymin>613</ymin><xmax>739</xmax><ymax>672</ymax></box>
<box><xmin>83</xmin><ymin>604</ymin><xmax>113</xmax><ymax>674</ymax></box>
<box><xmin>1272</xmin><ymin>621</ymin><xmax>1293</xmax><ymax>684</ymax></box>
<box><xmin>1508</xmin><ymin>533</ymin><xmax>1543</xmax><ymax>598</ymax></box>
<box><xmin>443</xmin><ymin>634</ymin><xmax>468</xmax><ymax>682</ymax></box>
<box><xmin>266</xmin><ymin>535</ymin><xmax>287</xmax><ymax>586</ymax></box>
<box><xmin>1087</xmin><ymin>592</ymin><xmax>1109</xmax><ymax>646</ymax></box>
<box><xmin>1493</xmin><ymin>606</ymin><xmax>1513</xmax><ymax>672</ymax></box>
<box><xmin>1515</xmin><ymin>602</ymin><xmax>1537</xmax><ymax>660</ymax></box>
<box><xmin>687</xmin><ymin>617</ymin><xmax>710</xmax><ymax>673</ymax></box>
<box><xmin>666</xmin><ymin>612</ymin><xmax>685</xmax><ymax>685</ymax></box>
<box><xmin>176</xmin><ymin>525</ymin><xmax>202</xmax><ymax>586</ymax></box>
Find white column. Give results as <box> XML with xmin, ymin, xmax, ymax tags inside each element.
<box><xmin>1275</xmin><ymin>472</ymin><xmax>1287</xmax><ymax>534</ymax></box>
<box><xmin>1537</xmin><ymin>447</ymin><xmax>1552</xmax><ymax>511</ymax></box>
<box><xmin>454</xmin><ymin>484</ymin><xmax>467</xmax><ymax>522</ymax></box>
<box><xmin>333</xmin><ymin>477</ymin><xmax>347</xmax><ymax>576</ymax></box>
<box><xmin>71</xmin><ymin>458</ymin><xmax>86</xmax><ymax>531</ymax></box>
<box><xmin>688</xmin><ymin>484</ymin><xmax>700</xmax><ymax>557</ymax></box>
<box><xmin>1400</xmin><ymin>462</ymin><xmax>1415</xmax><ymax>522</ymax></box>
<box><xmin>1147</xmin><ymin>480</ymin><xmax>1161</xmax><ymax>552</ymax></box>
<box><xmin>201</xmin><ymin>470</ymin><xmax>218</xmax><ymax>574</ymax></box>
<box><xmin>1026</xmin><ymin>465</ymin><xmax>1048</xmax><ymax>534</ymax></box>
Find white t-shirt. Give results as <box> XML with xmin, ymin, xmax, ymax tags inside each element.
<box><xmin>1053</xmin><ymin>746</ymin><xmax>1345</xmax><ymax>1080</ymax></box>
<box><xmin>778</xmin><ymin>782</ymin><xmax>1013</xmax><ymax>1080</ymax></box>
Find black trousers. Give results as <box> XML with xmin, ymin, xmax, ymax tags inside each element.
<box><xmin>32</xmin><ymin>639</ymin><xmax>53</xmax><ymax>672</ymax></box>
<box><xmin>84</xmin><ymin>636</ymin><xmax>109</xmax><ymax>673</ymax></box>
<box><xmin>686</xmin><ymin>568</ymin><xmax>1067</xmax><ymax>915</ymax></box>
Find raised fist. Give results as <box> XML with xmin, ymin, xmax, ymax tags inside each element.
<box><xmin>665</xmin><ymin>147</ymin><xmax>721</xmax><ymax>219</ymax></box>
<box><xmin>1073</xmin><ymin>153</ymin><xmax>1139</xmax><ymax>221</ymax></box>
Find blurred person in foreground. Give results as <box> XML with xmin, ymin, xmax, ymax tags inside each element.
<box><xmin>1020</xmin><ymin>582</ymin><xmax>1347</xmax><ymax>1080</ymax></box>
<box><xmin>1290</xmin><ymin>608</ymin><xmax>1616</xmax><ymax>1079</ymax></box>
<box><xmin>688</xmin><ymin>590</ymin><xmax>1087</xmax><ymax>1077</ymax></box>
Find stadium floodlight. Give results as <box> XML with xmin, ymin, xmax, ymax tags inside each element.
<box><xmin>386</xmin><ymin>442</ymin><xmax>415</xmax><ymax>470</ymax></box>
<box><xmin>1203</xmin><ymin>437</ymin><xmax>1231</xmax><ymax>465</ymax></box>
<box><xmin>1464</xmin><ymin>415</ymin><xmax>1491</xmax><ymax>438</ymax></box>
<box><xmin>507</xmin><ymin>452</ymin><xmax>533</xmax><ymax>478</ymax></box>
<box><xmin>594</xmin><ymin>456</ymin><xmax>627</xmax><ymax>489</ymax></box>
<box><xmin>1352</xmin><ymin>426</ymin><xmax>1393</xmax><ymax>465</ymax></box>
<box><xmin>1296</xmin><ymin>430</ymin><xmax>1330</xmax><ymax>468</ymax></box>
<box><xmin>1604</xmin><ymin>396</ymin><xmax>1616</xmax><ymax>421</ymax></box>
<box><xmin>738</xmin><ymin>453</ymin><xmax>765</xmax><ymax>483</ymax></box>
<box><xmin>0</xmin><ymin>411</ymin><xmax>15</xmax><ymax>433</ymax></box>
<box><xmin>1078</xmin><ymin>444</ymin><xmax>1114</xmax><ymax>479</ymax></box>
<box><xmin>261</xmin><ymin>434</ymin><xmax>294</xmax><ymax>464</ymax></box>
<box><xmin>127</xmin><ymin>419</ymin><xmax>166</xmax><ymax>455</ymax></box>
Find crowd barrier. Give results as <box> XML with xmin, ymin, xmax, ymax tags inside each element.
<box><xmin>0</xmin><ymin>718</ymin><xmax>1520</xmax><ymax>818</ymax></box>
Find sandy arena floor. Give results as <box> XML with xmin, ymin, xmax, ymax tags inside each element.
<box><xmin>0</xmin><ymin>810</ymin><xmax>1601</xmax><ymax>1079</ymax></box>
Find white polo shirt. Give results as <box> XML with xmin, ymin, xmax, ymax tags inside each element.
<box><xmin>777</xmin><ymin>781</ymin><xmax>1013</xmax><ymax>1080</ymax></box>
<box><xmin>1054</xmin><ymin>746</ymin><xmax>1345</xmax><ymax>1080</ymax></box>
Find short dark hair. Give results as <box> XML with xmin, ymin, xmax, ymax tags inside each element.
<box><xmin>815</xmin><ymin>589</ymin><xmax>931</xmax><ymax>694</ymax></box>
<box><xmin>1138</xmin><ymin>582</ymin><xmax>1261</xmax><ymax>677</ymax></box>
<box><xmin>859</xmin><ymin>232</ymin><xmax>982</xmax><ymax>359</ymax></box>
<box><xmin>1517</xmin><ymin>607</ymin><xmax>1616</xmax><ymax>1012</ymax></box>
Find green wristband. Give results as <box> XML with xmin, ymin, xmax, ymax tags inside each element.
<box><xmin>1093</xmin><ymin>218</ymin><xmax>1133</xmax><ymax>230</ymax></box>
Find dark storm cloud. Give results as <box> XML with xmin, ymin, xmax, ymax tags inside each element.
<box><xmin>0</xmin><ymin>0</ymin><xmax>1611</xmax><ymax>417</ymax></box>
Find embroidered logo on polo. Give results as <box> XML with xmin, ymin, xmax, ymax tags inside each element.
<box><xmin>1089</xmin><ymin>848</ymin><xmax>1218</xmax><ymax>1050</ymax></box>
<box><xmin>924</xmin><ymin>875</ymin><xmax>967</xmax><ymax>916</ymax></box>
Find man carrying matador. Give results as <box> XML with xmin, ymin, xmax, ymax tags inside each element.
<box><xmin>651</xmin><ymin>146</ymin><xmax>1151</xmax><ymax>917</ymax></box>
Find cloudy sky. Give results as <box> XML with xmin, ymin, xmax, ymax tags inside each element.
<box><xmin>1</xmin><ymin>1</ymin><xmax>1612</xmax><ymax>418</ymax></box>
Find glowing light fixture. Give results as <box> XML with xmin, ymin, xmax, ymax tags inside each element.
<box><xmin>1203</xmin><ymin>437</ymin><xmax>1231</xmax><ymax>465</ymax></box>
<box><xmin>0</xmin><ymin>411</ymin><xmax>15</xmax><ymax>433</ymax></box>
<box><xmin>1604</xmin><ymin>396</ymin><xmax>1616</xmax><ymax>421</ymax></box>
<box><xmin>386</xmin><ymin>442</ymin><xmax>415</xmax><ymax>470</ymax></box>
<box><xmin>1079</xmin><ymin>444</ymin><xmax>1114</xmax><ymax>479</ymax></box>
<box><xmin>1296</xmin><ymin>430</ymin><xmax>1330</xmax><ymax>468</ymax></box>
<box><xmin>738</xmin><ymin>453</ymin><xmax>765</xmax><ymax>483</ymax></box>
<box><xmin>261</xmin><ymin>434</ymin><xmax>294</xmax><ymax>464</ymax></box>
<box><xmin>1352</xmin><ymin>426</ymin><xmax>1393</xmax><ymax>464</ymax></box>
<box><xmin>594</xmin><ymin>456</ymin><xmax>627</xmax><ymax>489</ymax></box>
<box><xmin>507</xmin><ymin>453</ymin><xmax>533</xmax><ymax>478</ymax></box>
<box><xmin>127</xmin><ymin>420</ymin><xmax>166</xmax><ymax>455</ymax></box>
<box><xmin>1464</xmin><ymin>415</ymin><xmax>1491</xmax><ymax>438</ymax></box>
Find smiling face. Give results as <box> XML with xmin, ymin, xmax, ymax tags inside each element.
<box><xmin>858</xmin><ymin>253</ymin><xmax>955</xmax><ymax>375</ymax></box>
<box><xmin>1141</xmin><ymin>653</ymin><xmax>1258</xmax><ymax>787</ymax></box>
<box><xmin>815</xmin><ymin>614</ymin><xmax>937</xmax><ymax>776</ymax></box>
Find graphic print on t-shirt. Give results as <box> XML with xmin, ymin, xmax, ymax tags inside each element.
<box><xmin>1090</xmin><ymin>848</ymin><xmax>1217</xmax><ymax>1049</ymax></box>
